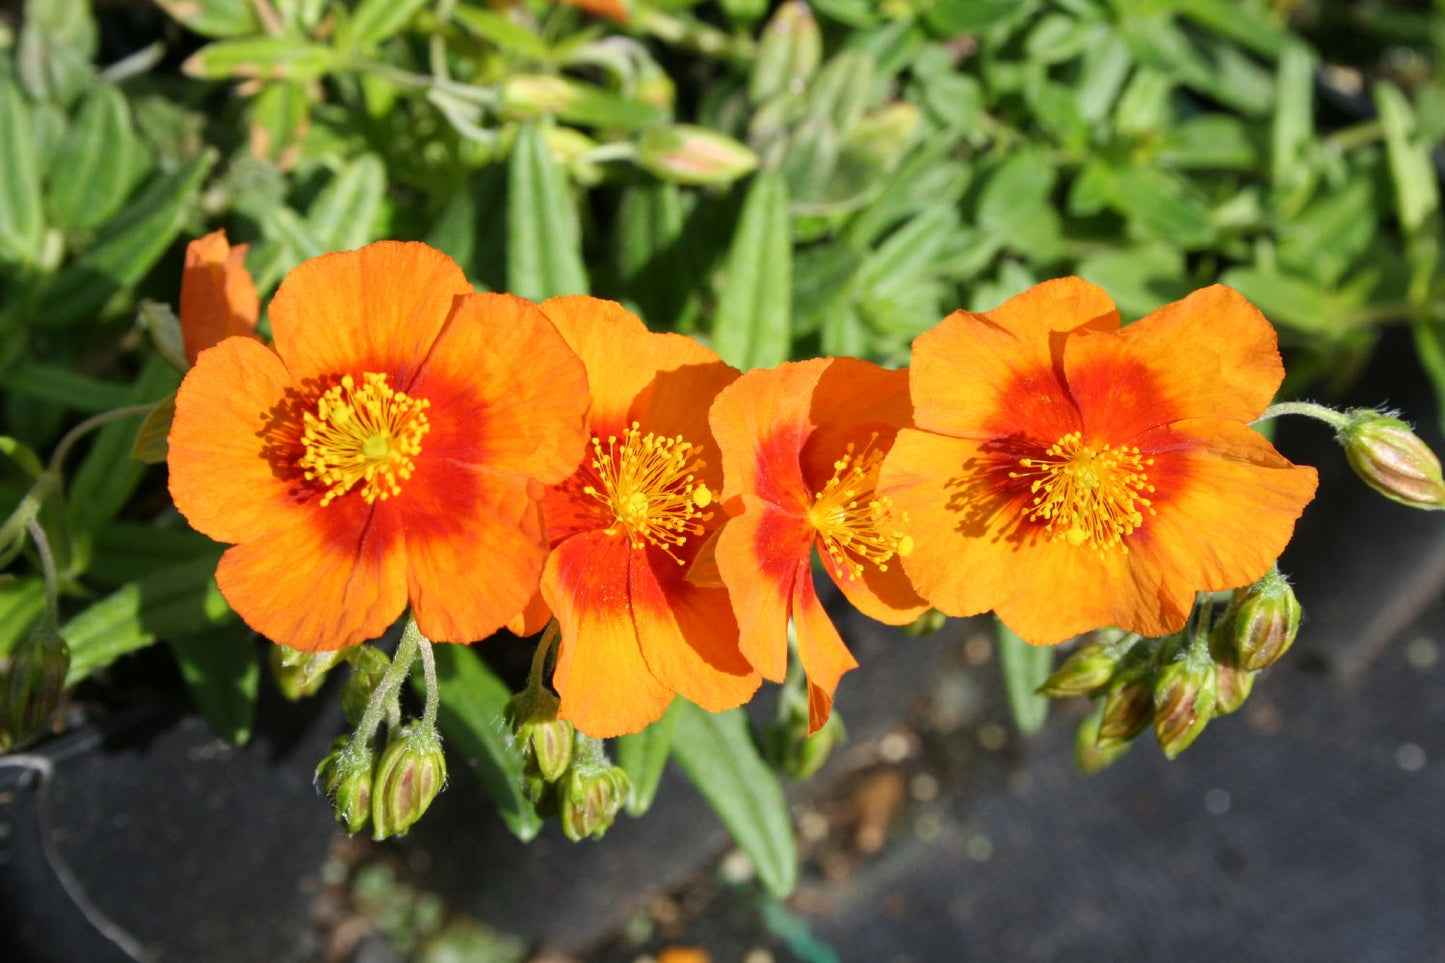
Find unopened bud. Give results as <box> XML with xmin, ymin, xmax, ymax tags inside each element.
<box><xmin>271</xmin><ymin>645</ymin><xmax>346</xmax><ymax>700</ymax></box>
<box><xmin>636</xmin><ymin>125</ymin><xmax>759</xmax><ymax>186</ymax></box>
<box><xmin>316</xmin><ymin>740</ymin><xmax>375</xmax><ymax>835</ymax></box>
<box><xmin>1152</xmin><ymin>651</ymin><xmax>1217</xmax><ymax>759</ymax></box>
<box><xmin>1339</xmin><ymin>410</ymin><xmax>1445</xmax><ymax>510</ymax></box>
<box><xmin>341</xmin><ymin>645</ymin><xmax>390</xmax><ymax>727</ymax></box>
<box><xmin>1096</xmin><ymin>643</ymin><xmax>1155</xmax><ymax>744</ymax></box>
<box><xmin>4</xmin><ymin>619</ymin><xmax>70</xmax><ymax>745</ymax></box>
<box><xmin>1075</xmin><ymin>705</ymin><xmax>1131</xmax><ymax>774</ymax></box>
<box><xmin>371</xmin><ymin>724</ymin><xmax>447</xmax><ymax>840</ymax></box>
<box><xmin>903</xmin><ymin>608</ymin><xmax>947</xmax><ymax>638</ymax></box>
<box><xmin>1037</xmin><ymin>643</ymin><xmax>1118</xmax><ymax>698</ymax></box>
<box><xmin>1232</xmin><ymin>568</ymin><xmax>1301</xmax><ymax>671</ymax></box>
<box><xmin>505</xmin><ymin>689</ymin><xmax>575</xmax><ymax>783</ymax></box>
<box><xmin>559</xmin><ymin>764</ymin><xmax>630</xmax><ymax>841</ymax></box>
<box><xmin>767</xmin><ymin>708</ymin><xmax>845</xmax><ymax>781</ymax></box>
<box><xmin>501</xmin><ymin>75</ymin><xmax>577</xmax><ymax>118</ymax></box>
<box><xmin>750</xmin><ymin>1</ymin><xmax>822</xmax><ymax>104</ymax></box>
<box><xmin>1207</xmin><ymin>626</ymin><xmax>1256</xmax><ymax>716</ymax></box>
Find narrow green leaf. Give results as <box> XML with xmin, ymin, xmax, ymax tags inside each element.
<box><xmin>0</xmin><ymin>76</ymin><xmax>45</xmax><ymax>265</ymax></box>
<box><xmin>137</xmin><ymin>300</ymin><xmax>189</xmax><ymax>372</ymax></box>
<box><xmin>671</xmin><ymin>703</ymin><xmax>797</xmax><ymax>897</ymax></box>
<box><xmin>427</xmin><ymin>645</ymin><xmax>544</xmax><ymax>842</ymax></box>
<box><xmin>348</xmin><ymin>0</ymin><xmax>430</xmax><ymax>48</ymax></box>
<box><xmin>451</xmin><ymin>4</ymin><xmax>549</xmax><ymax>60</ymax></box>
<box><xmin>713</xmin><ymin>170</ymin><xmax>792</xmax><ymax>370</ymax></box>
<box><xmin>308</xmin><ymin>154</ymin><xmax>386</xmax><ymax>251</ymax></box>
<box><xmin>247</xmin><ymin>81</ymin><xmax>310</xmax><ymax>164</ymax></box>
<box><xmin>168</xmin><ymin>623</ymin><xmax>259</xmax><ymax>745</ymax></box>
<box><xmin>1376</xmin><ymin>81</ymin><xmax>1441</xmax><ymax>236</ymax></box>
<box><xmin>39</xmin><ymin>149</ymin><xmax>217</xmax><ymax>327</ymax></box>
<box><xmin>1</xmin><ymin>361</ymin><xmax>137</xmax><ymax>414</ymax></box>
<box><xmin>925</xmin><ymin>0</ymin><xmax>1025</xmax><ymax>34</ymax></box>
<box><xmin>131</xmin><ymin>393</ymin><xmax>176</xmax><ymax>465</ymax></box>
<box><xmin>506</xmin><ymin>123</ymin><xmax>588</xmax><ymax>301</ymax></box>
<box><xmin>182</xmin><ymin>38</ymin><xmax>338</xmax><ymax>81</ymax></box>
<box><xmin>154</xmin><ymin>0</ymin><xmax>261</xmax><ymax>38</ymax></box>
<box><xmin>1179</xmin><ymin>0</ymin><xmax>1290</xmax><ymax>58</ymax></box>
<box><xmin>1271</xmin><ymin>42</ymin><xmax>1315</xmax><ymax>201</ymax></box>
<box><xmin>15</xmin><ymin>0</ymin><xmax>97</xmax><ymax>107</ymax></box>
<box><xmin>1074</xmin><ymin>27</ymin><xmax>1131</xmax><ymax>125</ymax></box>
<box><xmin>64</xmin><ymin>550</ymin><xmax>231</xmax><ymax>685</ymax></box>
<box><xmin>1107</xmin><ymin>167</ymin><xmax>1217</xmax><ymax>249</ymax></box>
<box><xmin>1161</xmin><ymin>114</ymin><xmax>1258</xmax><ymax>170</ymax></box>
<box><xmin>89</xmin><ymin>521</ymin><xmax>217</xmax><ymax>588</ymax></box>
<box><xmin>1412</xmin><ymin>318</ymin><xmax>1445</xmax><ymax>432</ymax></box>
<box><xmin>616</xmin><ymin>699</ymin><xmax>680</xmax><ymax>817</ymax></box>
<box><xmin>46</xmin><ymin>86</ymin><xmax>142</xmax><ymax>229</ymax></box>
<box><xmin>617</xmin><ymin>180</ymin><xmax>697</xmax><ymax>330</ymax></box>
<box><xmin>997</xmin><ymin>619</ymin><xmax>1051</xmax><ymax>735</ymax></box>
<box><xmin>0</xmin><ymin>578</ymin><xmax>46</xmax><ymax>659</ymax></box>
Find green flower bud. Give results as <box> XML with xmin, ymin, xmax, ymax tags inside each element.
<box><xmin>316</xmin><ymin>740</ymin><xmax>375</xmax><ymax>835</ymax></box>
<box><xmin>1212</xmin><ymin>661</ymin><xmax>1256</xmax><ymax>716</ymax></box>
<box><xmin>559</xmin><ymin>764</ymin><xmax>631</xmax><ymax>841</ymax></box>
<box><xmin>1339</xmin><ymin>410</ymin><xmax>1445</xmax><ymax>510</ymax></box>
<box><xmin>1152</xmin><ymin>651</ymin><xmax>1217</xmax><ymax>759</ymax></box>
<box><xmin>500</xmin><ymin>75</ymin><xmax>577</xmax><ymax>118</ymax></box>
<box><xmin>636</xmin><ymin>125</ymin><xmax>759</xmax><ymax>186</ymax></box>
<box><xmin>903</xmin><ymin>608</ymin><xmax>947</xmax><ymax>638</ymax></box>
<box><xmin>1232</xmin><ymin>568</ymin><xmax>1301</xmax><ymax>671</ymax></box>
<box><xmin>1075</xmin><ymin>704</ymin><xmax>1131</xmax><ymax>774</ymax></box>
<box><xmin>371</xmin><ymin>724</ymin><xmax>447</xmax><ymax>841</ymax></box>
<box><xmin>505</xmin><ymin>688</ymin><xmax>575</xmax><ymax>783</ymax></box>
<box><xmin>766</xmin><ymin>708</ymin><xmax>846</xmax><ymax>782</ymax></box>
<box><xmin>1037</xmin><ymin>643</ymin><xmax>1119</xmax><ymax>698</ymax></box>
<box><xmin>1096</xmin><ymin>643</ymin><xmax>1155</xmax><ymax>744</ymax></box>
<box><xmin>4</xmin><ymin>619</ymin><xmax>70</xmax><ymax>745</ymax></box>
<box><xmin>341</xmin><ymin>645</ymin><xmax>390</xmax><ymax>727</ymax></box>
<box><xmin>271</xmin><ymin>645</ymin><xmax>345</xmax><ymax>700</ymax></box>
<box><xmin>750</xmin><ymin>1</ymin><xmax>822</xmax><ymax>104</ymax></box>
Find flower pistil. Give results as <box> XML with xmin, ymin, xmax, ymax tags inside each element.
<box><xmin>1011</xmin><ymin>431</ymin><xmax>1155</xmax><ymax>553</ymax></box>
<box><xmin>583</xmin><ymin>421</ymin><xmax>713</xmax><ymax>563</ymax></box>
<box><xmin>300</xmin><ymin>372</ymin><xmax>431</xmax><ymax>506</ymax></box>
<box><xmin>807</xmin><ymin>437</ymin><xmax>913</xmax><ymax>580</ymax></box>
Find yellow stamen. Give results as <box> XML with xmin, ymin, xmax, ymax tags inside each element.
<box><xmin>583</xmin><ymin>422</ymin><xmax>712</xmax><ymax>564</ymax></box>
<box><xmin>807</xmin><ymin>435</ymin><xmax>912</xmax><ymax>581</ymax></box>
<box><xmin>298</xmin><ymin>372</ymin><xmax>431</xmax><ymax>506</ymax></box>
<box><xmin>1008</xmin><ymin>430</ymin><xmax>1155</xmax><ymax>554</ymax></box>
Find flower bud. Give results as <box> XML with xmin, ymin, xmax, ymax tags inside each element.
<box><xmin>500</xmin><ymin>75</ymin><xmax>577</xmax><ymax>118</ymax></box>
<box><xmin>750</xmin><ymin>1</ymin><xmax>822</xmax><ymax>104</ymax></box>
<box><xmin>316</xmin><ymin>740</ymin><xmax>375</xmax><ymax>835</ymax></box>
<box><xmin>1212</xmin><ymin>661</ymin><xmax>1256</xmax><ymax>716</ymax></box>
<box><xmin>341</xmin><ymin>645</ymin><xmax>390</xmax><ymax>727</ymax></box>
<box><xmin>271</xmin><ymin>645</ymin><xmax>346</xmax><ymax>700</ymax></box>
<box><xmin>767</xmin><ymin>708</ymin><xmax>846</xmax><ymax>781</ymax></box>
<box><xmin>4</xmin><ymin>619</ymin><xmax>70</xmax><ymax>745</ymax></box>
<box><xmin>371</xmin><ymin>724</ymin><xmax>447</xmax><ymax>840</ymax></box>
<box><xmin>1037</xmin><ymin>643</ymin><xmax>1119</xmax><ymax>698</ymax></box>
<box><xmin>559</xmin><ymin>764</ymin><xmax>631</xmax><ymax>841</ymax></box>
<box><xmin>1152</xmin><ymin>652</ymin><xmax>1217</xmax><ymax>759</ymax></box>
<box><xmin>1232</xmin><ymin>568</ymin><xmax>1301</xmax><ymax>671</ymax></box>
<box><xmin>1096</xmin><ymin>643</ymin><xmax>1155</xmax><ymax>744</ymax></box>
<box><xmin>903</xmin><ymin>608</ymin><xmax>947</xmax><ymax>638</ymax></box>
<box><xmin>1075</xmin><ymin>705</ymin><xmax>1131</xmax><ymax>774</ymax></box>
<box><xmin>636</xmin><ymin>125</ymin><xmax>759</xmax><ymax>186</ymax></box>
<box><xmin>505</xmin><ymin>688</ymin><xmax>575</xmax><ymax>783</ymax></box>
<box><xmin>1339</xmin><ymin>410</ymin><xmax>1445</xmax><ymax>510</ymax></box>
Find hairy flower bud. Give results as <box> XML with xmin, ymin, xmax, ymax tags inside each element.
<box><xmin>559</xmin><ymin>765</ymin><xmax>631</xmax><ymax>841</ymax></box>
<box><xmin>1096</xmin><ymin>643</ymin><xmax>1155</xmax><ymax>744</ymax></box>
<box><xmin>1152</xmin><ymin>652</ymin><xmax>1217</xmax><ymax>759</ymax></box>
<box><xmin>1207</xmin><ymin>627</ymin><xmax>1256</xmax><ymax>716</ymax></box>
<box><xmin>636</xmin><ymin>125</ymin><xmax>759</xmax><ymax>186</ymax></box>
<box><xmin>767</xmin><ymin>707</ymin><xmax>846</xmax><ymax>781</ymax></box>
<box><xmin>4</xmin><ymin>619</ymin><xmax>70</xmax><ymax>745</ymax></box>
<box><xmin>316</xmin><ymin>740</ymin><xmax>375</xmax><ymax>835</ymax></box>
<box><xmin>371</xmin><ymin>724</ymin><xmax>447</xmax><ymax>840</ymax></box>
<box><xmin>1075</xmin><ymin>705</ymin><xmax>1131</xmax><ymax>774</ymax></box>
<box><xmin>1037</xmin><ymin>642</ymin><xmax>1119</xmax><ymax>698</ymax></box>
<box><xmin>505</xmin><ymin>688</ymin><xmax>575</xmax><ymax>783</ymax></box>
<box><xmin>903</xmin><ymin>608</ymin><xmax>947</xmax><ymax>638</ymax></box>
<box><xmin>1339</xmin><ymin>410</ymin><xmax>1445</xmax><ymax>510</ymax></box>
<box><xmin>271</xmin><ymin>645</ymin><xmax>346</xmax><ymax>700</ymax></box>
<box><xmin>341</xmin><ymin>645</ymin><xmax>390</xmax><ymax>727</ymax></box>
<box><xmin>1232</xmin><ymin>568</ymin><xmax>1302</xmax><ymax>671</ymax></box>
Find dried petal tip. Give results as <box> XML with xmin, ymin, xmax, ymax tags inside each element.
<box><xmin>371</xmin><ymin>724</ymin><xmax>447</xmax><ymax>840</ymax></box>
<box><xmin>1231</xmin><ymin>568</ymin><xmax>1301</xmax><ymax>672</ymax></box>
<box><xmin>1339</xmin><ymin>410</ymin><xmax>1445</xmax><ymax>510</ymax></box>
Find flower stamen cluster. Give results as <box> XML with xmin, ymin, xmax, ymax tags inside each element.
<box><xmin>299</xmin><ymin>372</ymin><xmax>431</xmax><ymax>506</ymax></box>
<box><xmin>1010</xmin><ymin>431</ymin><xmax>1156</xmax><ymax>553</ymax></box>
<box><xmin>807</xmin><ymin>437</ymin><xmax>913</xmax><ymax>580</ymax></box>
<box><xmin>583</xmin><ymin>421</ymin><xmax>713</xmax><ymax>563</ymax></box>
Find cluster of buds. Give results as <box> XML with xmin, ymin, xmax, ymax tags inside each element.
<box><xmin>1040</xmin><ymin>568</ymin><xmax>1303</xmax><ymax>770</ymax></box>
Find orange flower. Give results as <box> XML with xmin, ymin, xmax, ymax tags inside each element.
<box><xmin>710</xmin><ymin>359</ymin><xmax>927</xmax><ymax>732</ymax></box>
<box><xmin>534</xmin><ymin>297</ymin><xmax>758</xmax><ymax>738</ymax></box>
<box><xmin>168</xmin><ymin>242</ymin><xmax>589</xmax><ymax>651</ymax></box>
<box><xmin>878</xmin><ymin>279</ymin><xmax>1318</xmax><ymax>645</ymax></box>
<box><xmin>557</xmin><ymin>0</ymin><xmax>630</xmax><ymax>23</ymax></box>
<box><xmin>180</xmin><ymin>230</ymin><xmax>260</xmax><ymax>364</ymax></box>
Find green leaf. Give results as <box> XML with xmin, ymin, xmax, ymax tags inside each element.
<box><xmin>1277</xmin><ymin>177</ymin><xmax>1377</xmax><ymax>287</ymax></box>
<box><xmin>182</xmin><ymin>38</ymin><xmax>339</xmax><ymax>82</ymax></box>
<box><xmin>88</xmin><ymin>521</ymin><xmax>217</xmax><ymax>588</ymax></box>
<box><xmin>506</xmin><ymin>123</ymin><xmax>588</xmax><ymax>300</ymax></box>
<box><xmin>616</xmin><ymin>699</ymin><xmax>680</xmax><ymax>817</ymax></box>
<box><xmin>154</xmin><ymin>0</ymin><xmax>262</xmax><ymax>38</ymax></box>
<box><xmin>1</xmin><ymin>361</ymin><xmax>137</xmax><ymax>414</ymax></box>
<box><xmin>39</xmin><ymin>149</ymin><xmax>217</xmax><ymax>328</ymax></box>
<box><xmin>46</xmin><ymin>86</ymin><xmax>143</xmax><ymax>229</ymax></box>
<box><xmin>977</xmin><ymin>150</ymin><xmax>1062</xmax><ymax>260</ymax></box>
<box><xmin>247</xmin><ymin>81</ymin><xmax>311</xmax><ymax>164</ymax></box>
<box><xmin>451</xmin><ymin>5</ymin><xmax>549</xmax><ymax>60</ymax></box>
<box><xmin>1412</xmin><ymin>318</ymin><xmax>1445</xmax><ymax>432</ymax></box>
<box><xmin>996</xmin><ymin>619</ymin><xmax>1052</xmax><ymax>735</ymax></box>
<box><xmin>1179</xmin><ymin>0</ymin><xmax>1291</xmax><ymax>58</ymax></box>
<box><xmin>671</xmin><ymin>702</ymin><xmax>797</xmax><ymax>898</ymax></box>
<box><xmin>1107</xmin><ymin>167</ymin><xmax>1216</xmax><ymax>249</ymax></box>
<box><xmin>1076</xmin><ymin>245</ymin><xmax>1190</xmax><ymax>320</ymax></box>
<box><xmin>1271</xmin><ymin>42</ymin><xmax>1316</xmax><ymax>203</ymax></box>
<box><xmin>0</xmin><ymin>77</ymin><xmax>45</xmax><ymax>266</ymax></box>
<box><xmin>926</xmin><ymin>0</ymin><xmax>1026</xmax><ymax>34</ymax></box>
<box><xmin>0</xmin><ymin>578</ymin><xmax>46</xmax><ymax>659</ymax></box>
<box><xmin>1073</xmin><ymin>27</ymin><xmax>1131</xmax><ymax>126</ymax></box>
<box><xmin>64</xmin><ymin>550</ymin><xmax>231</xmax><ymax>685</ymax></box>
<box><xmin>427</xmin><ymin>645</ymin><xmax>544</xmax><ymax>842</ymax></box>
<box><xmin>138</xmin><ymin>300</ymin><xmax>189</xmax><ymax>372</ymax></box>
<box><xmin>347</xmin><ymin>0</ymin><xmax>430</xmax><ymax>48</ymax></box>
<box><xmin>168</xmin><ymin>623</ymin><xmax>259</xmax><ymax>745</ymax></box>
<box><xmin>713</xmin><ymin>170</ymin><xmax>792</xmax><ymax>370</ymax></box>
<box><xmin>308</xmin><ymin>154</ymin><xmax>386</xmax><ymax>251</ymax></box>
<box><xmin>15</xmin><ymin>0</ymin><xmax>97</xmax><ymax>107</ymax></box>
<box><xmin>130</xmin><ymin>393</ymin><xmax>176</xmax><ymax>465</ymax></box>
<box><xmin>1160</xmin><ymin>114</ymin><xmax>1258</xmax><ymax>170</ymax></box>
<box><xmin>616</xmin><ymin>180</ymin><xmax>698</xmax><ymax>330</ymax></box>
<box><xmin>1220</xmin><ymin>265</ymin><xmax>1350</xmax><ymax>334</ymax></box>
<box><xmin>1376</xmin><ymin>81</ymin><xmax>1441</xmax><ymax>236</ymax></box>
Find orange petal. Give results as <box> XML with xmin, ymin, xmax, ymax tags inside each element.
<box><xmin>410</xmin><ymin>293</ymin><xmax>589</xmax><ymax>485</ymax></box>
<box><xmin>180</xmin><ymin>230</ymin><xmax>260</xmax><ymax>364</ymax></box>
<box><xmin>507</xmin><ymin>590</ymin><xmax>553</xmax><ymax>637</ymax></box>
<box><xmin>168</xmin><ymin>337</ymin><xmax>306</xmax><ymax>544</ymax></box>
<box><xmin>714</xmin><ymin>495</ymin><xmax>813</xmax><ymax>682</ymax></box>
<box><xmin>215</xmin><ymin>500</ymin><xmax>407</xmax><ymax>650</ymax></box>
<box><xmin>791</xmin><ymin>568</ymin><xmax>858</xmax><ymax>734</ymax></box>
<box><xmin>1064</xmin><ymin>285</ymin><xmax>1285</xmax><ymax>442</ymax></box>
<box><xmin>560</xmin><ymin>0</ymin><xmax>630</xmax><ymax>22</ymax></box>
<box><xmin>544</xmin><ymin>530</ymin><xmax>674</xmax><ymax>737</ymax></box>
<box><xmin>821</xmin><ymin>547</ymin><xmax>928</xmax><ymax>626</ymax></box>
<box><xmin>797</xmin><ymin>358</ymin><xmax>913</xmax><ymax>492</ymax></box>
<box><xmin>709</xmin><ymin>359</ymin><xmax>825</xmax><ymax>506</ymax></box>
<box><xmin>404</xmin><ymin>468</ymin><xmax>549</xmax><ymax>644</ymax></box>
<box><xmin>909</xmin><ymin>278</ymin><xmax>1115</xmax><ymax>440</ymax></box>
<box><xmin>269</xmin><ymin>242</ymin><xmax>472</xmax><ymax>388</ymax></box>
<box><xmin>631</xmin><ymin>550</ymin><xmax>759</xmax><ymax>713</ymax></box>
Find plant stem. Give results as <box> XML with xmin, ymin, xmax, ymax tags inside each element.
<box><xmin>527</xmin><ymin>620</ymin><xmax>560</xmax><ymax>693</ymax></box>
<box><xmin>25</xmin><ymin>517</ymin><xmax>59</xmax><ymax>623</ymax></box>
<box><xmin>417</xmin><ymin>629</ymin><xmax>440</xmax><ymax>730</ymax></box>
<box><xmin>347</xmin><ymin>621</ymin><xmax>422</xmax><ymax>760</ymax></box>
<box><xmin>48</xmin><ymin>403</ymin><xmax>158</xmax><ymax>475</ymax></box>
<box><xmin>1253</xmin><ymin>400</ymin><xmax>1350</xmax><ymax>430</ymax></box>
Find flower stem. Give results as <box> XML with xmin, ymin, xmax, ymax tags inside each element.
<box><xmin>48</xmin><ymin>403</ymin><xmax>158</xmax><ymax>475</ymax></box>
<box><xmin>1252</xmin><ymin>401</ymin><xmax>1350</xmax><ymax>431</ymax></box>
<box><xmin>347</xmin><ymin>620</ymin><xmax>422</xmax><ymax>760</ymax></box>
<box><xmin>26</xmin><ymin>517</ymin><xmax>59</xmax><ymax>623</ymax></box>
<box><xmin>527</xmin><ymin>619</ymin><xmax>561</xmax><ymax>694</ymax></box>
<box><xmin>417</xmin><ymin>629</ymin><xmax>440</xmax><ymax>731</ymax></box>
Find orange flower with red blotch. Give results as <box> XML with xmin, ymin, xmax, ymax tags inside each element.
<box><xmin>710</xmin><ymin>359</ymin><xmax>927</xmax><ymax>732</ymax></box>
<box><xmin>534</xmin><ymin>297</ymin><xmax>759</xmax><ymax>738</ymax></box>
<box><xmin>168</xmin><ymin>242</ymin><xmax>589</xmax><ymax>651</ymax></box>
<box><xmin>878</xmin><ymin>278</ymin><xmax>1318</xmax><ymax>646</ymax></box>
<box><xmin>180</xmin><ymin>230</ymin><xmax>261</xmax><ymax>364</ymax></box>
